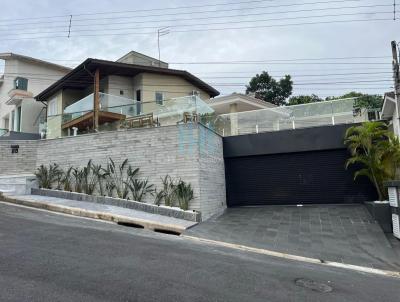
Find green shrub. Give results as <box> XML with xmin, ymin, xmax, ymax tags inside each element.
<box><xmin>35</xmin><ymin>163</ymin><xmax>62</xmax><ymax>189</ymax></box>
<box><xmin>345</xmin><ymin>121</ymin><xmax>400</xmax><ymax>200</ymax></box>
<box><xmin>105</xmin><ymin>158</ymin><xmax>139</xmax><ymax>199</ymax></box>
<box><xmin>127</xmin><ymin>178</ymin><xmax>154</xmax><ymax>202</ymax></box>
<box><xmin>175</xmin><ymin>180</ymin><xmax>194</xmax><ymax>211</ymax></box>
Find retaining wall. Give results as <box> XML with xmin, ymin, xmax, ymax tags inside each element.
<box><xmin>0</xmin><ymin>124</ymin><xmax>226</xmax><ymax>220</ymax></box>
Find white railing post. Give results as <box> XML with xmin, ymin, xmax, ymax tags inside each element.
<box><xmin>292</xmin><ymin>120</ymin><xmax>296</xmax><ymax>129</ymax></box>
<box><xmin>256</xmin><ymin>124</ymin><xmax>259</xmax><ymax>133</ymax></box>
<box><xmin>332</xmin><ymin>116</ymin><xmax>335</xmax><ymax>125</ymax></box>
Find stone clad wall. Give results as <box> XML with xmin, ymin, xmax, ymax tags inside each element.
<box><xmin>0</xmin><ymin>140</ymin><xmax>38</xmax><ymax>176</ymax></box>
<box><xmin>0</xmin><ymin>125</ymin><xmax>226</xmax><ymax>220</ymax></box>
<box><xmin>198</xmin><ymin>126</ymin><xmax>227</xmax><ymax>218</ymax></box>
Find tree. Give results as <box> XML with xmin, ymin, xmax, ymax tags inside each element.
<box><xmin>287</xmin><ymin>94</ymin><xmax>323</xmax><ymax>106</ymax></box>
<box><xmin>344</xmin><ymin>121</ymin><xmax>400</xmax><ymax>201</ymax></box>
<box><xmin>246</xmin><ymin>71</ymin><xmax>293</xmax><ymax>106</ymax></box>
<box><xmin>326</xmin><ymin>91</ymin><xmax>383</xmax><ymax>109</ymax></box>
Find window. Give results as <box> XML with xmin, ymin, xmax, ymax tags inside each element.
<box><xmin>11</xmin><ymin>111</ymin><xmax>15</xmax><ymax>131</ymax></box>
<box><xmin>155</xmin><ymin>92</ymin><xmax>164</xmax><ymax>105</ymax></box>
<box><xmin>47</xmin><ymin>98</ymin><xmax>58</xmax><ymax>116</ymax></box>
<box><xmin>136</xmin><ymin>90</ymin><xmax>142</xmax><ymax>114</ymax></box>
<box><xmin>120</xmin><ymin>90</ymin><xmax>124</xmax><ymax>96</ymax></box>
<box><xmin>14</xmin><ymin>77</ymin><xmax>28</xmax><ymax>91</ymax></box>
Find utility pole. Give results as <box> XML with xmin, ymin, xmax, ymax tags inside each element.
<box><xmin>392</xmin><ymin>41</ymin><xmax>400</xmax><ymax>136</ymax></box>
<box><xmin>157</xmin><ymin>27</ymin><xmax>170</xmax><ymax>67</ymax></box>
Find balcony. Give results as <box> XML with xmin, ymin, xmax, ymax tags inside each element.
<box><xmin>200</xmin><ymin>98</ymin><xmax>377</xmax><ymax>137</ymax></box>
<box><xmin>42</xmin><ymin>93</ymin><xmax>214</xmax><ymax>138</ymax></box>
<box><xmin>6</xmin><ymin>89</ymin><xmax>34</xmax><ymax>105</ymax></box>
<box><xmin>41</xmin><ymin>94</ymin><xmax>376</xmax><ymax>139</ymax></box>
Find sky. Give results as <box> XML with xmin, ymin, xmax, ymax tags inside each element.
<box><xmin>0</xmin><ymin>0</ymin><xmax>399</xmax><ymax>99</ymax></box>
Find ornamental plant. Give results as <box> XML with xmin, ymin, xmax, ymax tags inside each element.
<box><xmin>345</xmin><ymin>121</ymin><xmax>400</xmax><ymax>200</ymax></box>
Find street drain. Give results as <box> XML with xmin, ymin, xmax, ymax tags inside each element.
<box><xmin>117</xmin><ymin>221</ymin><xmax>145</xmax><ymax>229</ymax></box>
<box><xmin>294</xmin><ymin>278</ymin><xmax>333</xmax><ymax>293</ymax></box>
<box><xmin>153</xmin><ymin>229</ymin><xmax>181</xmax><ymax>236</ymax></box>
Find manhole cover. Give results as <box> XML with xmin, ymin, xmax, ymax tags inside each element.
<box><xmin>295</xmin><ymin>278</ymin><xmax>333</xmax><ymax>293</ymax></box>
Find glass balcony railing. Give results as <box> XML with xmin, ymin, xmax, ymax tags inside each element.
<box><xmin>0</xmin><ymin>128</ymin><xmax>8</xmax><ymax>136</ymax></box>
<box><xmin>199</xmin><ymin>98</ymin><xmax>362</xmax><ymax>137</ymax></box>
<box><xmin>41</xmin><ymin>94</ymin><xmax>214</xmax><ymax>139</ymax></box>
<box><xmin>40</xmin><ymin>95</ymin><xmax>374</xmax><ymax>139</ymax></box>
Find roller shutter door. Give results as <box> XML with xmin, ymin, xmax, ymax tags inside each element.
<box><xmin>225</xmin><ymin>149</ymin><xmax>377</xmax><ymax>207</ymax></box>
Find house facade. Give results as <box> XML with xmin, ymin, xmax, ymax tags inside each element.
<box><xmin>0</xmin><ymin>53</ymin><xmax>70</xmax><ymax>135</ymax></box>
<box><xmin>35</xmin><ymin>52</ymin><xmax>219</xmax><ymax>139</ymax></box>
<box><xmin>207</xmin><ymin>93</ymin><xmax>276</xmax><ymax>115</ymax></box>
<box><xmin>381</xmin><ymin>92</ymin><xmax>400</xmax><ymax>136</ymax></box>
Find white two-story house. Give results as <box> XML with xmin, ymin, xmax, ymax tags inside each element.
<box><xmin>0</xmin><ymin>53</ymin><xmax>70</xmax><ymax>135</ymax></box>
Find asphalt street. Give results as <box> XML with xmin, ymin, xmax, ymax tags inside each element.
<box><xmin>0</xmin><ymin>202</ymin><xmax>399</xmax><ymax>302</ymax></box>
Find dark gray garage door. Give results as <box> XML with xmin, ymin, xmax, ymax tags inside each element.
<box><xmin>225</xmin><ymin>149</ymin><xmax>378</xmax><ymax>207</ymax></box>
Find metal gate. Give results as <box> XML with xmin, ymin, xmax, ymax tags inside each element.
<box><xmin>223</xmin><ymin>124</ymin><xmax>378</xmax><ymax>207</ymax></box>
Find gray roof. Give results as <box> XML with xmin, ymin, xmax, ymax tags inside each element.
<box><xmin>0</xmin><ymin>53</ymin><xmax>71</xmax><ymax>72</ymax></box>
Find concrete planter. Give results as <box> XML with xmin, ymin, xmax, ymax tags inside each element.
<box><xmin>364</xmin><ymin>201</ymin><xmax>392</xmax><ymax>233</ymax></box>
<box><xmin>31</xmin><ymin>188</ymin><xmax>201</xmax><ymax>222</ymax></box>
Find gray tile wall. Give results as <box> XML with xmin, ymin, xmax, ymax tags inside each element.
<box><xmin>0</xmin><ymin>140</ymin><xmax>38</xmax><ymax>176</ymax></box>
<box><xmin>0</xmin><ymin>125</ymin><xmax>226</xmax><ymax>220</ymax></box>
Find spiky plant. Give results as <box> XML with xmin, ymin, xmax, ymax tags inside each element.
<box><xmin>61</xmin><ymin>167</ymin><xmax>74</xmax><ymax>192</ymax></box>
<box><xmin>72</xmin><ymin>167</ymin><xmax>83</xmax><ymax>193</ymax></box>
<box><xmin>158</xmin><ymin>175</ymin><xmax>178</xmax><ymax>207</ymax></box>
<box><xmin>127</xmin><ymin>178</ymin><xmax>155</xmax><ymax>202</ymax></box>
<box><xmin>81</xmin><ymin>160</ymin><xmax>97</xmax><ymax>195</ymax></box>
<box><xmin>153</xmin><ymin>189</ymin><xmax>165</xmax><ymax>206</ymax></box>
<box><xmin>35</xmin><ymin>163</ymin><xmax>62</xmax><ymax>189</ymax></box>
<box><xmin>106</xmin><ymin>158</ymin><xmax>139</xmax><ymax>199</ymax></box>
<box><xmin>92</xmin><ymin>163</ymin><xmax>108</xmax><ymax>196</ymax></box>
<box><xmin>35</xmin><ymin>165</ymin><xmax>51</xmax><ymax>189</ymax></box>
<box><xmin>175</xmin><ymin>180</ymin><xmax>194</xmax><ymax>211</ymax></box>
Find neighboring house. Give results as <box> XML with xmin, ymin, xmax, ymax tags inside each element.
<box><xmin>381</xmin><ymin>92</ymin><xmax>399</xmax><ymax>136</ymax></box>
<box><xmin>0</xmin><ymin>53</ymin><xmax>71</xmax><ymax>134</ymax></box>
<box><xmin>205</xmin><ymin>93</ymin><xmax>285</xmax><ymax>135</ymax></box>
<box><xmin>35</xmin><ymin>51</ymin><xmax>219</xmax><ymax>139</ymax></box>
<box><xmin>207</xmin><ymin>93</ymin><xmax>276</xmax><ymax>114</ymax></box>
<box><xmin>116</xmin><ymin>51</ymin><xmax>169</xmax><ymax>68</ymax></box>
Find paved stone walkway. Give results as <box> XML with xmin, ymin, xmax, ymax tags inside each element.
<box><xmin>185</xmin><ymin>205</ymin><xmax>400</xmax><ymax>271</ymax></box>
<box><xmin>4</xmin><ymin>194</ymin><xmax>196</xmax><ymax>232</ymax></box>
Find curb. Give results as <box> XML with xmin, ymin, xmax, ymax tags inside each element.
<box><xmin>182</xmin><ymin>235</ymin><xmax>400</xmax><ymax>279</ymax></box>
<box><xmin>0</xmin><ymin>194</ymin><xmax>187</xmax><ymax>234</ymax></box>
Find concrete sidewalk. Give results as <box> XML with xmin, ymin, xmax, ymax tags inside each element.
<box><xmin>184</xmin><ymin>205</ymin><xmax>400</xmax><ymax>271</ymax></box>
<box><xmin>0</xmin><ymin>194</ymin><xmax>196</xmax><ymax>233</ymax></box>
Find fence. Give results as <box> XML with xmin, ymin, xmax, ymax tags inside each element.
<box><xmin>200</xmin><ymin>98</ymin><xmax>373</xmax><ymax>137</ymax></box>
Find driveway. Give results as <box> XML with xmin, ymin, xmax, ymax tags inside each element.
<box><xmin>185</xmin><ymin>204</ymin><xmax>400</xmax><ymax>271</ymax></box>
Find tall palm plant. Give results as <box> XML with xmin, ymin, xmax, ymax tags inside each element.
<box><xmin>345</xmin><ymin>121</ymin><xmax>400</xmax><ymax>200</ymax></box>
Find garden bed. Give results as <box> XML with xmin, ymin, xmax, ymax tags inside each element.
<box><xmin>31</xmin><ymin>188</ymin><xmax>201</xmax><ymax>222</ymax></box>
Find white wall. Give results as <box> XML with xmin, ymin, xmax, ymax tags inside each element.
<box><xmin>0</xmin><ymin>58</ymin><xmax>69</xmax><ymax>133</ymax></box>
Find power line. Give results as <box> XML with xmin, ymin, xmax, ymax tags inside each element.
<box><xmin>1</xmin><ymin>71</ymin><xmax>393</xmax><ymax>81</ymax></box>
<box><xmin>0</xmin><ymin>3</ymin><xmax>382</xmax><ymax>32</ymax></box>
<box><xmin>0</xmin><ymin>0</ymin><xmax>362</xmax><ymax>26</ymax></box>
<box><xmin>1</xmin><ymin>8</ymin><xmax>393</xmax><ymax>36</ymax></box>
<box><xmin>0</xmin><ymin>0</ymin><xmax>282</xmax><ymax>22</ymax></box>
<box><xmin>3</xmin><ymin>10</ymin><xmax>392</xmax><ymax>37</ymax></box>
<box><xmin>0</xmin><ymin>17</ymin><xmax>394</xmax><ymax>41</ymax></box>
